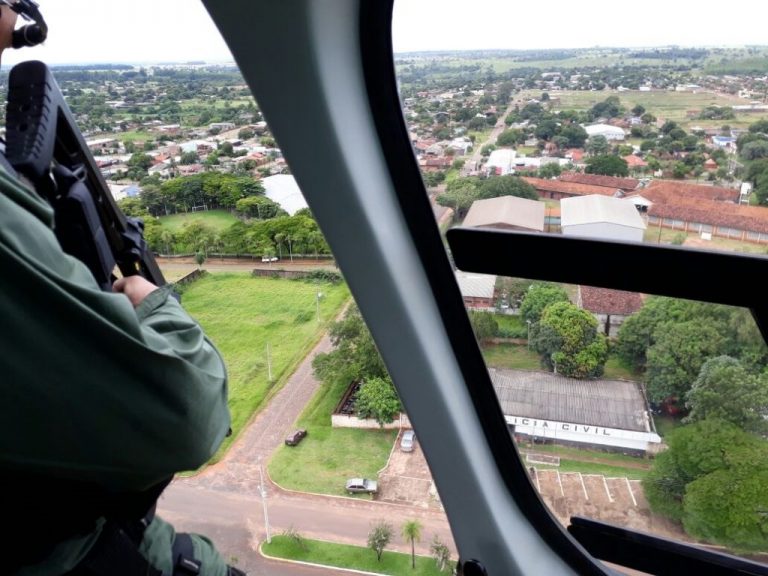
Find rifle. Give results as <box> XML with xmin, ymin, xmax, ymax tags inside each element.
<box><xmin>4</xmin><ymin>60</ymin><xmax>168</xmax><ymax>291</ymax></box>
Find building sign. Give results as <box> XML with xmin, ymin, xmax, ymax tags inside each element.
<box><xmin>505</xmin><ymin>414</ymin><xmax>661</xmax><ymax>451</ymax></box>
<box><xmin>507</xmin><ymin>416</ymin><xmax>611</xmax><ymax>436</ymax></box>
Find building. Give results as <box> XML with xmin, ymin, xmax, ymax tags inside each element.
<box><xmin>463</xmin><ymin>196</ymin><xmax>545</xmax><ymax>232</ymax></box>
<box><xmin>523</xmin><ymin>177</ymin><xmax>620</xmax><ymax>201</ymax></box>
<box><xmin>491</xmin><ymin>368</ymin><xmax>661</xmax><ymax>453</ymax></box>
<box><xmin>577</xmin><ymin>286</ymin><xmax>643</xmax><ymax>337</ymax></box>
<box><xmin>455</xmin><ymin>270</ymin><xmax>497</xmax><ymax>309</ymax></box>
<box><xmin>558</xmin><ymin>172</ymin><xmax>639</xmax><ymax>194</ymax></box>
<box><xmin>486</xmin><ymin>149</ymin><xmax>517</xmax><ymax>176</ymax></box>
<box><xmin>584</xmin><ymin>123</ymin><xmax>626</xmax><ymax>141</ymax></box>
<box><xmin>561</xmin><ymin>195</ymin><xmax>646</xmax><ymax>242</ymax></box>
<box><xmin>262</xmin><ymin>174</ymin><xmax>309</xmax><ymax>215</ymax></box>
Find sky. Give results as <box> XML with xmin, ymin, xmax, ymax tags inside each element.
<box><xmin>2</xmin><ymin>0</ymin><xmax>767</xmax><ymax>66</ymax></box>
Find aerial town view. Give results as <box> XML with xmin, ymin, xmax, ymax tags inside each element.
<box><xmin>2</xmin><ymin>2</ymin><xmax>768</xmax><ymax>574</ymax></box>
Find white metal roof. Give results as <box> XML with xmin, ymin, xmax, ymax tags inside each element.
<box><xmin>561</xmin><ymin>194</ymin><xmax>646</xmax><ymax>230</ymax></box>
<box><xmin>455</xmin><ymin>270</ymin><xmax>497</xmax><ymax>299</ymax></box>
<box><xmin>262</xmin><ymin>174</ymin><xmax>309</xmax><ymax>215</ymax></box>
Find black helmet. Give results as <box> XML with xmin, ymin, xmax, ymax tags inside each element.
<box><xmin>0</xmin><ymin>0</ymin><xmax>47</xmax><ymax>48</ymax></box>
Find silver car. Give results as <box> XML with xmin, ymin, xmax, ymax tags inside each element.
<box><xmin>400</xmin><ymin>430</ymin><xmax>416</xmax><ymax>452</ymax></box>
<box><xmin>345</xmin><ymin>478</ymin><xmax>378</xmax><ymax>494</ymax></box>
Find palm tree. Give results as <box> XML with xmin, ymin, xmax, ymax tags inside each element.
<box><xmin>401</xmin><ymin>519</ymin><xmax>422</xmax><ymax>569</ymax></box>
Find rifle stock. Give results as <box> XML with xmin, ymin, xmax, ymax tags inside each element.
<box><xmin>5</xmin><ymin>60</ymin><xmax>167</xmax><ymax>290</ymax></box>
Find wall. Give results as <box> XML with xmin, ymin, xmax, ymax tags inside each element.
<box><xmin>562</xmin><ymin>222</ymin><xmax>644</xmax><ymax>243</ymax></box>
<box><xmin>332</xmin><ymin>413</ymin><xmax>411</xmax><ymax>430</ymax></box>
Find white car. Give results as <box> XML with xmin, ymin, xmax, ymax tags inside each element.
<box><xmin>261</xmin><ymin>256</ymin><xmax>278</xmax><ymax>262</ymax></box>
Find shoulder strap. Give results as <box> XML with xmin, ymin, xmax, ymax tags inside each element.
<box><xmin>66</xmin><ymin>520</ymin><xmax>161</xmax><ymax>576</ymax></box>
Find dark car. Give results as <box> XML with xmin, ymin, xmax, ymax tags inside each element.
<box><xmin>345</xmin><ymin>478</ymin><xmax>378</xmax><ymax>494</ymax></box>
<box><xmin>285</xmin><ymin>429</ymin><xmax>307</xmax><ymax>446</ymax></box>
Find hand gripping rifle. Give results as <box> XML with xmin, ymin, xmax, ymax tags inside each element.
<box><xmin>4</xmin><ymin>60</ymin><xmax>169</xmax><ymax>291</ymax></box>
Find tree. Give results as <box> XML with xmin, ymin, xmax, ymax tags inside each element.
<box><xmin>631</xmin><ymin>104</ymin><xmax>646</xmax><ymax>116</ymax></box>
<box><xmin>312</xmin><ymin>304</ymin><xmax>389</xmax><ymax>385</ymax></box>
<box><xmin>645</xmin><ymin>319</ymin><xmax>725</xmax><ymax>403</ymax></box>
<box><xmin>194</xmin><ymin>251</ymin><xmax>206</xmax><ymax>269</ymax></box>
<box><xmin>179</xmin><ymin>151</ymin><xmax>198</xmax><ymax>165</ymax></box>
<box><xmin>585</xmin><ymin>155</ymin><xmax>629</xmax><ymax>177</ymax></box>
<box><xmin>586</xmin><ymin>135</ymin><xmax>610</xmax><ymax>156</ymax></box>
<box><xmin>559</xmin><ymin>124</ymin><xmax>589</xmax><ymax>148</ymax></box>
<box><xmin>430</xmin><ymin>535</ymin><xmax>451</xmax><ymax>573</ymax></box>
<box><xmin>355</xmin><ymin>376</ymin><xmax>401</xmax><ymax>426</ymax></box>
<box><xmin>643</xmin><ymin>419</ymin><xmax>768</xmax><ymax>551</ymax></box>
<box><xmin>401</xmin><ymin>520</ymin><xmax>422</xmax><ymax>569</ymax></box>
<box><xmin>496</xmin><ymin>129</ymin><xmax>524</xmax><ymax>147</ymax></box>
<box><xmin>367</xmin><ymin>520</ymin><xmax>393</xmax><ymax>562</ymax></box>
<box><xmin>469</xmin><ymin>310</ymin><xmax>498</xmax><ymax>342</ymax></box>
<box><xmin>478</xmin><ymin>175</ymin><xmax>538</xmax><ymax>201</ymax></box>
<box><xmin>685</xmin><ymin>356</ymin><xmax>768</xmax><ymax>432</ymax></box>
<box><xmin>438</xmin><ymin>178</ymin><xmax>482</xmax><ymax>216</ymax></box>
<box><xmin>531</xmin><ymin>301</ymin><xmax>608</xmax><ymax>378</ymax></box>
<box><xmin>238</xmin><ymin>127</ymin><xmax>255</xmax><ymax>140</ymax></box>
<box><xmin>538</xmin><ymin>163</ymin><xmax>562</xmax><ymax>179</ymax></box>
<box><xmin>520</xmin><ymin>283</ymin><xmax>569</xmax><ymax>324</ymax></box>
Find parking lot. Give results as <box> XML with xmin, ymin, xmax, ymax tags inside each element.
<box><xmin>377</xmin><ymin>429</ymin><xmax>442</xmax><ymax>509</ymax></box>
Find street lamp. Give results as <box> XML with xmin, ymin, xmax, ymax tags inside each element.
<box><xmin>552</xmin><ymin>354</ymin><xmax>558</xmax><ymax>375</ymax></box>
<box><xmin>316</xmin><ymin>291</ymin><xmax>323</xmax><ymax>323</ymax></box>
<box><xmin>526</xmin><ymin>320</ymin><xmax>532</xmax><ymax>350</ymax></box>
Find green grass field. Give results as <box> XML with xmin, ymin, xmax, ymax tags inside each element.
<box><xmin>482</xmin><ymin>344</ymin><xmax>641</xmax><ymax>381</ymax></box>
<box><xmin>180</xmin><ymin>272</ymin><xmax>350</xmax><ymax>460</ymax></box>
<box><xmin>159</xmin><ymin>209</ymin><xmax>239</xmax><ymax>233</ymax></box>
<box><xmin>643</xmin><ymin>225</ymin><xmax>768</xmax><ymax>254</ymax></box>
<box><xmin>268</xmin><ymin>377</ymin><xmax>396</xmax><ymax>496</ymax></box>
<box><xmin>262</xmin><ymin>535</ymin><xmax>453</xmax><ymax>576</ymax></box>
<box><xmin>532</xmin><ymin>459</ymin><xmax>649</xmax><ymax>480</ymax></box>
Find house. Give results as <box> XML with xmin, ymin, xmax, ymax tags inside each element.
<box><xmin>584</xmin><ymin>123</ymin><xmax>626</xmax><ymax>141</ymax></box>
<box><xmin>577</xmin><ymin>286</ymin><xmax>643</xmax><ymax>337</ymax></box>
<box><xmin>455</xmin><ymin>270</ymin><xmax>497</xmax><ymax>309</ymax></box>
<box><xmin>486</xmin><ymin>149</ymin><xmax>517</xmax><ymax>176</ymax></box>
<box><xmin>558</xmin><ymin>173</ymin><xmax>640</xmax><ymax>194</ymax></box>
<box><xmin>148</xmin><ymin>162</ymin><xmax>172</xmax><ymax>178</ymax></box>
<box><xmin>208</xmin><ymin>122</ymin><xmax>236</xmax><ymax>132</ymax></box>
<box><xmin>463</xmin><ymin>196</ymin><xmax>545</xmax><ymax>232</ymax></box>
<box><xmin>561</xmin><ymin>195</ymin><xmax>647</xmax><ymax>242</ymax></box>
<box><xmin>523</xmin><ymin>177</ymin><xmax>621</xmax><ymax>201</ymax></box>
<box><xmin>622</xmin><ymin>155</ymin><xmax>648</xmax><ymax>171</ymax></box>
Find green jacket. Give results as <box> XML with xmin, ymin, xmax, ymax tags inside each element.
<box><xmin>0</xmin><ymin>166</ymin><xmax>231</xmax><ymax>575</ymax></box>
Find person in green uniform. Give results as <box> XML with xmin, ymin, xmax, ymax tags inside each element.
<box><xmin>0</xmin><ymin>4</ymin><xmax>243</xmax><ymax>575</ymax></box>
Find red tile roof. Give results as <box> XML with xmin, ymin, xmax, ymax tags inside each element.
<box><xmin>580</xmin><ymin>286</ymin><xmax>644</xmax><ymax>316</ymax></box>
<box><xmin>623</xmin><ymin>155</ymin><xmax>648</xmax><ymax>167</ymax></box>
<box><xmin>559</xmin><ymin>172</ymin><xmax>640</xmax><ymax>192</ymax></box>
<box><xmin>523</xmin><ymin>177</ymin><xmax>620</xmax><ymax>198</ymax></box>
<box><xmin>641</xmin><ymin>180</ymin><xmax>739</xmax><ymax>204</ymax></box>
<box><xmin>648</xmin><ymin>198</ymin><xmax>768</xmax><ymax>234</ymax></box>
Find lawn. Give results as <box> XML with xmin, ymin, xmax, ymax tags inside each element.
<box><xmin>159</xmin><ymin>209</ymin><xmax>239</xmax><ymax>233</ymax></box>
<box><xmin>644</xmin><ymin>225</ymin><xmax>768</xmax><ymax>254</ymax></box>
<box><xmin>180</xmin><ymin>272</ymin><xmax>350</xmax><ymax>460</ymax></box>
<box><xmin>520</xmin><ymin>443</ymin><xmax>650</xmax><ymax>469</ymax></box>
<box><xmin>262</xmin><ymin>535</ymin><xmax>453</xmax><ymax>576</ymax></box>
<box><xmin>268</xmin><ymin>376</ymin><xmax>397</xmax><ymax>496</ymax></box>
<box><xmin>532</xmin><ymin>459</ymin><xmax>649</xmax><ymax>480</ymax></box>
<box><xmin>481</xmin><ymin>344</ymin><xmax>640</xmax><ymax>381</ymax></box>
<box><xmin>482</xmin><ymin>343</ymin><xmax>541</xmax><ymax>370</ymax></box>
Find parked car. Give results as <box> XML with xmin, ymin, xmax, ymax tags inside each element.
<box><xmin>284</xmin><ymin>429</ymin><xmax>307</xmax><ymax>446</ymax></box>
<box><xmin>400</xmin><ymin>429</ymin><xmax>415</xmax><ymax>452</ymax></box>
<box><xmin>345</xmin><ymin>478</ymin><xmax>377</xmax><ymax>494</ymax></box>
<box><xmin>261</xmin><ymin>256</ymin><xmax>278</xmax><ymax>262</ymax></box>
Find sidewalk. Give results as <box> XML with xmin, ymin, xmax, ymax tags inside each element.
<box><xmin>179</xmin><ymin>330</ymin><xmax>333</xmax><ymax>494</ymax></box>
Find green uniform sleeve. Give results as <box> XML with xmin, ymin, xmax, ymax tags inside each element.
<box><xmin>0</xmin><ymin>167</ymin><xmax>231</xmax><ymax>491</ymax></box>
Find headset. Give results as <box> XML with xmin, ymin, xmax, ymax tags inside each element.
<box><xmin>0</xmin><ymin>0</ymin><xmax>47</xmax><ymax>48</ymax></box>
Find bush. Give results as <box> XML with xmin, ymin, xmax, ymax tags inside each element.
<box><xmin>303</xmin><ymin>270</ymin><xmax>343</xmax><ymax>284</ymax></box>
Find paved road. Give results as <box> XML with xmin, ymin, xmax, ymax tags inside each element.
<box><xmin>154</xmin><ymin>292</ymin><xmax>457</xmax><ymax>572</ymax></box>
<box><xmin>464</xmin><ymin>99</ymin><xmax>519</xmax><ymax>174</ymax></box>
